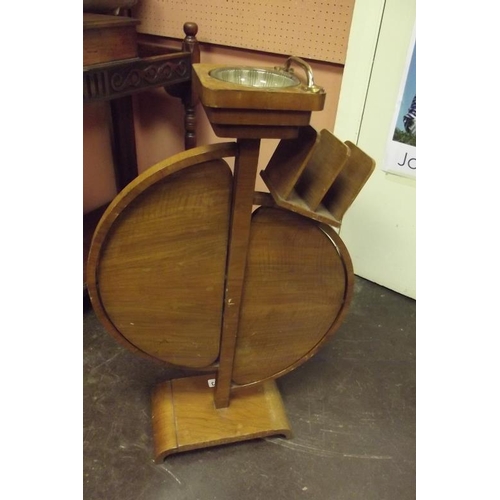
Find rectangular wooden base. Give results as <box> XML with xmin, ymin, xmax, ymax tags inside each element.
<box><xmin>151</xmin><ymin>374</ymin><xmax>292</xmax><ymax>463</ymax></box>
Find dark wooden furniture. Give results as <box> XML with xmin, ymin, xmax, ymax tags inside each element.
<box><xmin>83</xmin><ymin>14</ymin><xmax>200</xmax><ymax>291</ymax></box>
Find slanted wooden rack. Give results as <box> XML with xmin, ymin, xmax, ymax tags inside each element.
<box><xmin>261</xmin><ymin>126</ymin><xmax>375</xmax><ymax>227</ymax></box>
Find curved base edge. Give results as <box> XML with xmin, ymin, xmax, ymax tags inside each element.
<box><xmin>151</xmin><ymin>374</ymin><xmax>293</xmax><ymax>464</ymax></box>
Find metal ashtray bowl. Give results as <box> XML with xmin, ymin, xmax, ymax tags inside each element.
<box><xmin>209</xmin><ymin>67</ymin><xmax>301</xmax><ymax>89</ymax></box>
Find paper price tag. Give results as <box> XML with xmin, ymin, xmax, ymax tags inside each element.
<box><xmin>207</xmin><ymin>378</ymin><xmax>216</xmax><ymax>388</ymax></box>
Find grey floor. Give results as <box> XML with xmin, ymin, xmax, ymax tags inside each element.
<box><xmin>83</xmin><ymin>276</ymin><xmax>415</xmax><ymax>500</ymax></box>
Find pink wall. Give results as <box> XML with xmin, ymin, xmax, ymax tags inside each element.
<box><xmin>83</xmin><ymin>42</ymin><xmax>344</xmax><ymax>214</ymax></box>
<box><xmin>83</xmin><ymin>102</ymin><xmax>118</xmax><ymax>213</ymax></box>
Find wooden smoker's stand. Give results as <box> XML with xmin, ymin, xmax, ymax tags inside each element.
<box><xmin>151</xmin><ymin>64</ymin><xmax>327</xmax><ymax>462</ymax></box>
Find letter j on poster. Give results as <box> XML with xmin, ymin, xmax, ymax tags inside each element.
<box><xmin>384</xmin><ymin>27</ymin><xmax>416</xmax><ymax>179</ymax></box>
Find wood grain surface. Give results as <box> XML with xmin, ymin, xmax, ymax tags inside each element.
<box><xmin>87</xmin><ymin>142</ymin><xmax>238</xmax><ymax>364</ymax></box>
<box><xmin>263</xmin><ymin>125</ymin><xmax>319</xmax><ymax>200</ymax></box>
<box><xmin>261</xmin><ymin>130</ymin><xmax>375</xmax><ymax>227</ymax></box>
<box><xmin>295</xmin><ymin>130</ymin><xmax>350</xmax><ymax>211</ymax></box>
<box><xmin>94</xmin><ymin>159</ymin><xmax>232</xmax><ymax>368</ymax></box>
<box><xmin>83</xmin><ymin>13</ymin><xmax>139</xmax><ymax>66</ymax></box>
<box><xmin>214</xmin><ymin>139</ymin><xmax>261</xmax><ymax>408</ymax></box>
<box><xmin>323</xmin><ymin>140</ymin><xmax>376</xmax><ymax>221</ymax></box>
<box><xmin>151</xmin><ymin>374</ymin><xmax>292</xmax><ymax>462</ymax></box>
<box><xmin>232</xmin><ymin>207</ymin><xmax>353</xmax><ymax>385</ymax></box>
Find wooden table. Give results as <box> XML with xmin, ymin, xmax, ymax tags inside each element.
<box><xmin>83</xmin><ymin>14</ymin><xmax>199</xmax><ymax>291</ymax></box>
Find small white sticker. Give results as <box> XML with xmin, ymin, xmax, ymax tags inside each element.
<box><xmin>207</xmin><ymin>378</ymin><xmax>216</xmax><ymax>388</ymax></box>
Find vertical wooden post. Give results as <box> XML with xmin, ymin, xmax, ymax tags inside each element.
<box><xmin>214</xmin><ymin>138</ymin><xmax>261</xmax><ymax>408</ymax></box>
<box><xmin>109</xmin><ymin>95</ymin><xmax>138</xmax><ymax>190</ymax></box>
<box><xmin>182</xmin><ymin>22</ymin><xmax>199</xmax><ymax>150</ymax></box>
<box><xmin>163</xmin><ymin>22</ymin><xmax>200</xmax><ymax>149</ymax></box>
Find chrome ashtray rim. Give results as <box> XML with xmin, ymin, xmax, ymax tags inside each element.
<box><xmin>209</xmin><ymin>67</ymin><xmax>301</xmax><ymax>89</ymax></box>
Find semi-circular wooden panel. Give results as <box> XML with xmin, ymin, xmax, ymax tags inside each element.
<box><xmin>93</xmin><ymin>159</ymin><xmax>232</xmax><ymax>368</ymax></box>
<box><xmin>232</xmin><ymin>207</ymin><xmax>353</xmax><ymax>385</ymax></box>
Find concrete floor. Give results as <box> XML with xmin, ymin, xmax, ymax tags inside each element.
<box><xmin>83</xmin><ymin>276</ymin><xmax>415</xmax><ymax>500</ymax></box>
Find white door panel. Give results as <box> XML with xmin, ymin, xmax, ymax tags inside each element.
<box><xmin>335</xmin><ymin>0</ymin><xmax>416</xmax><ymax>298</ymax></box>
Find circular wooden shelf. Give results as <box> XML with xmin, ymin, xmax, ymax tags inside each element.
<box><xmin>87</xmin><ymin>142</ymin><xmax>353</xmax><ymax>385</ymax></box>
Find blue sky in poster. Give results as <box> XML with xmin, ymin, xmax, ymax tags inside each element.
<box><xmin>396</xmin><ymin>44</ymin><xmax>416</xmax><ymax>131</ymax></box>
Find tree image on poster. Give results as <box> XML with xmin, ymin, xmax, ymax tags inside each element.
<box><xmin>384</xmin><ymin>28</ymin><xmax>416</xmax><ymax>179</ymax></box>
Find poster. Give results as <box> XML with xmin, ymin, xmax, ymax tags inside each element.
<box><xmin>384</xmin><ymin>28</ymin><xmax>416</xmax><ymax>179</ymax></box>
